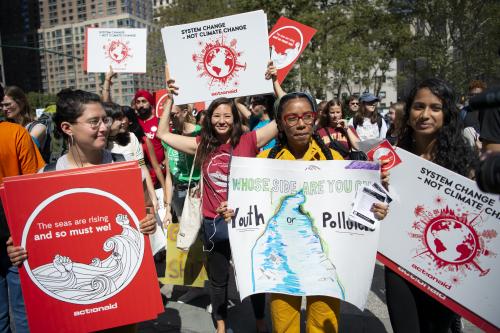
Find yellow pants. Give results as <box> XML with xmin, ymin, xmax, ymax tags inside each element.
<box><xmin>270</xmin><ymin>294</ymin><xmax>340</xmax><ymax>333</ymax></box>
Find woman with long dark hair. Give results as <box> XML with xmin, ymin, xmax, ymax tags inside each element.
<box><xmin>104</xmin><ymin>102</ymin><xmax>159</xmax><ymax>213</ymax></box>
<box><xmin>157</xmin><ymin>88</ymin><xmax>277</xmax><ymax>332</ymax></box>
<box><xmin>385</xmin><ymin>78</ymin><xmax>477</xmax><ymax>333</ymax></box>
<box><xmin>348</xmin><ymin>93</ymin><xmax>387</xmax><ymax>141</ymax></box>
<box><xmin>385</xmin><ymin>101</ymin><xmax>405</xmax><ymax>146</ymax></box>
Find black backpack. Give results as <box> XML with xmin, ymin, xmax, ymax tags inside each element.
<box><xmin>26</xmin><ymin>112</ymin><xmax>53</xmax><ymax>163</ymax></box>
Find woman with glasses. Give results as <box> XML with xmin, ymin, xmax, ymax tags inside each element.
<box><xmin>2</xmin><ymin>86</ymin><xmax>49</xmax><ymax>155</ymax></box>
<box><xmin>7</xmin><ymin>89</ymin><xmax>157</xmax><ymax>252</ymax></box>
<box><xmin>222</xmin><ymin>92</ymin><xmax>388</xmax><ymax>332</ymax></box>
<box><xmin>385</xmin><ymin>79</ymin><xmax>477</xmax><ymax>333</ymax></box>
<box><xmin>317</xmin><ymin>98</ymin><xmax>360</xmax><ymax>157</ymax></box>
<box><xmin>348</xmin><ymin>93</ymin><xmax>388</xmax><ymax>141</ymax></box>
<box><xmin>7</xmin><ymin>89</ymin><xmax>157</xmax><ymax>332</ymax></box>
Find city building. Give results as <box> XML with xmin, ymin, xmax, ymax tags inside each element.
<box><xmin>152</xmin><ymin>0</ymin><xmax>172</xmax><ymax>20</ymax></box>
<box><xmin>38</xmin><ymin>0</ymin><xmax>164</xmax><ymax>105</ymax></box>
<box><xmin>0</xmin><ymin>0</ymin><xmax>42</xmax><ymax>92</ymax></box>
<box><xmin>0</xmin><ymin>33</ymin><xmax>6</xmax><ymax>88</ymax></box>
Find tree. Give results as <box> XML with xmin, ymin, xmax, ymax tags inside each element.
<box><xmin>26</xmin><ymin>92</ymin><xmax>57</xmax><ymax>109</ymax></box>
<box><xmin>396</xmin><ymin>0</ymin><xmax>500</xmax><ymax>97</ymax></box>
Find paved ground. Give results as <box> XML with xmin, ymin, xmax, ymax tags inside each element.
<box><xmin>138</xmin><ymin>262</ymin><xmax>482</xmax><ymax>333</ymax></box>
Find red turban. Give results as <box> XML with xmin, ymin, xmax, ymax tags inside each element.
<box><xmin>134</xmin><ymin>90</ymin><xmax>155</xmax><ymax>108</ymax></box>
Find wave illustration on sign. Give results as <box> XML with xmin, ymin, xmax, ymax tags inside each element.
<box><xmin>30</xmin><ymin>214</ymin><xmax>142</xmax><ymax>304</ymax></box>
<box><xmin>251</xmin><ymin>189</ymin><xmax>345</xmax><ymax>298</ymax></box>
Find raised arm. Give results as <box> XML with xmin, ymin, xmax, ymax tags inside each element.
<box><xmin>235</xmin><ymin>97</ymin><xmax>251</xmax><ymax>120</ymax></box>
<box><xmin>255</xmin><ymin>120</ymin><xmax>278</xmax><ymax>149</ymax></box>
<box><xmin>156</xmin><ymin>79</ymin><xmax>198</xmax><ymax>155</ymax></box>
<box><xmin>265</xmin><ymin>61</ymin><xmax>286</xmax><ymax>99</ymax></box>
<box><xmin>101</xmin><ymin>65</ymin><xmax>116</xmax><ymax>102</ymax></box>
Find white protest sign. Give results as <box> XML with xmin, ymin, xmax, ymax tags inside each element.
<box><xmin>161</xmin><ymin>11</ymin><xmax>273</xmax><ymax>105</ymax></box>
<box><xmin>85</xmin><ymin>28</ymin><xmax>147</xmax><ymax>73</ymax></box>
<box><xmin>228</xmin><ymin>157</ymin><xmax>381</xmax><ymax>310</ymax></box>
<box><xmin>378</xmin><ymin>148</ymin><xmax>500</xmax><ymax>332</ymax></box>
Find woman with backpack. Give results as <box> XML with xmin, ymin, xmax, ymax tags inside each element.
<box><xmin>317</xmin><ymin>98</ymin><xmax>360</xmax><ymax>158</ymax></box>
<box><xmin>220</xmin><ymin>92</ymin><xmax>389</xmax><ymax>332</ymax></box>
<box><xmin>2</xmin><ymin>86</ymin><xmax>50</xmax><ymax>160</ymax></box>
<box><xmin>348</xmin><ymin>92</ymin><xmax>388</xmax><ymax>141</ymax></box>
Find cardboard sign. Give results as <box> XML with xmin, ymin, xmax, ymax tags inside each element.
<box><xmin>268</xmin><ymin>17</ymin><xmax>317</xmax><ymax>83</ymax></box>
<box><xmin>228</xmin><ymin>157</ymin><xmax>381</xmax><ymax>310</ymax></box>
<box><xmin>367</xmin><ymin>139</ymin><xmax>402</xmax><ymax>171</ymax></box>
<box><xmin>84</xmin><ymin>28</ymin><xmax>147</xmax><ymax>73</ymax></box>
<box><xmin>378</xmin><ymin>148</ymin><xmax>500</xmax><ymax>332</ymax></box>
<box><xmin>1</xmin><ymin>162</ymin><xmax>163</xmax><ymax>333</ymax></box>
<box><xmin>161</xmin><ymin>11</ymin><xmax>273</xmax><ymax>104</ymax></box>
<box><xmin>159</xmin><ymin>223</ymin><xmax>208</xmax><ymax>287</ymax></box>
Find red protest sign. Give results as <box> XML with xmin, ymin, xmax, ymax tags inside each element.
<box><xmin>1</xmin><ymin>162</ymin><xmax>163</xmax><ymax>333</ymax></box>
<box><xmin>367</xmin><ymin>139</ymin><xmax>402</xmax><ymax>171</ymax></box>
<box><xmin>155</xmin><ymin>89</ymin><xmax>171</xmax><ymax>118</ymax></box>
<box><xmin>269</xmin><ymin>17</ymin><xmax>317</xmax><ymax>83</ymax></box>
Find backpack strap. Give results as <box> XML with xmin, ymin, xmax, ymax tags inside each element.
<box><xmin>111</xmin><ymin>153</ymin><xmax>126</xmax><ymax>162</ymax></box>
<box><xmin>26</xmin><ymin>120</ymin><xmax>40</xmax><ymax>133</ymax></box>
<box><xmin>325</xmin><ymin>129</ymin><xmax>349</xmax><ymax>158</ymax></box>
<box><xmin>43</xmin><ymin>162</ymin><xmax>57</xmax><ymax>172</ymax></box>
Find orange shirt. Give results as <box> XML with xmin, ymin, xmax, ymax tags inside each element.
<box><xmin>0</xmin><ymin>121</ymin><xmax>46</xmax><ymax>184</ymax></box>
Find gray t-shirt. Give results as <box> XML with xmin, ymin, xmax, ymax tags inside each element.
<box><xmin>39</xmin><ymin>150</ymin><xmax>114</xmax><ymax>172</ymax></box>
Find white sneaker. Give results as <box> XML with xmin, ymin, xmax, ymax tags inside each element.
<box><xmin>177</xmin><ymin>288</ymin><xmax>206</xmax><ymax>303</ymax></box>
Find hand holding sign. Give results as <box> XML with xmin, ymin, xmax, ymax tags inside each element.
<box><xmin>161</xmin><ymin>10</ymin><xmax>272</xmax><ymax>104</ymax></box>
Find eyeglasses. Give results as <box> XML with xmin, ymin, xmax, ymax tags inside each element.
<box><xmin>75</xmin><ymin>116</ymin><xmax>113</xmax><ymax>129</ymax></box>
<box><xmin>364</xmin><ymin>102</ymin><xmax>378</xmax><ymax>106</ymax></box>
<box><xmin>349</xmin><ymin>102</ymin><xmax>359</xmax><ymax>106</ymax></box>
<box><xmin>283</xmin><ymin>112</ymin><xmax>315</xmax><ymax>126</ymax></box>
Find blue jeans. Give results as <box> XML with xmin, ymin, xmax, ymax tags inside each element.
<box><xmin>0</xmin><ymin>253</ymin><xmax>29</xmax><ymax>333</ymax></box>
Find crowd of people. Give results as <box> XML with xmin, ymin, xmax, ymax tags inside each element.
<box><xmin>0</xmin><ymin>56</ymin><xmax>498</xmax><ymax>333</ymax></box>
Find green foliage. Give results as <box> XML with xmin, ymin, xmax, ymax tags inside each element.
<box><xmin>396</xmin><ymin>0</ymin><xmax>500</xmax><ymax>95</ymax></box>
<box><xmin>26</xmin><ymin>91</ymin><xmax>57</xmax><ymax>109</ymax></box>
<box><xmin>154</xmin><ymin>0</ymin><xmax>499</xmax><ymax>99</ymax></box>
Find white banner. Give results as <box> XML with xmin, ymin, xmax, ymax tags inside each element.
<box><xmin>379</xmin><ymin>148</ymin><xmax>500</xmax><ymax>330</ymax></box>
<box><xmin>85</xmin><ymin>28</ymin><xmax>147</xmax><ymax>73</ymax></box>
<box><xmin>228</xmin><ymin>157</ymin><xmax>381</xmax><ymax>310</ymax></box>
<box><xmin>161</xmin><ymin>11</ymin><xmax>273</xmax><ymax>104</ymax></box>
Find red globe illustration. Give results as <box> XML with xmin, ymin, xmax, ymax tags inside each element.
<box><xmin>108</xmin><ymin>41</ymin><xmax>128</xmax><ymax>63</ymax></box>
<box><xmin>203</xmin><ymin>45</ymin><xmax>236</xmax><ymax>79</ymax></box>
<box><xmin>424</xmin><ymin>218</ymin><xmax>478</xmax><ymax>265</ymax></box>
